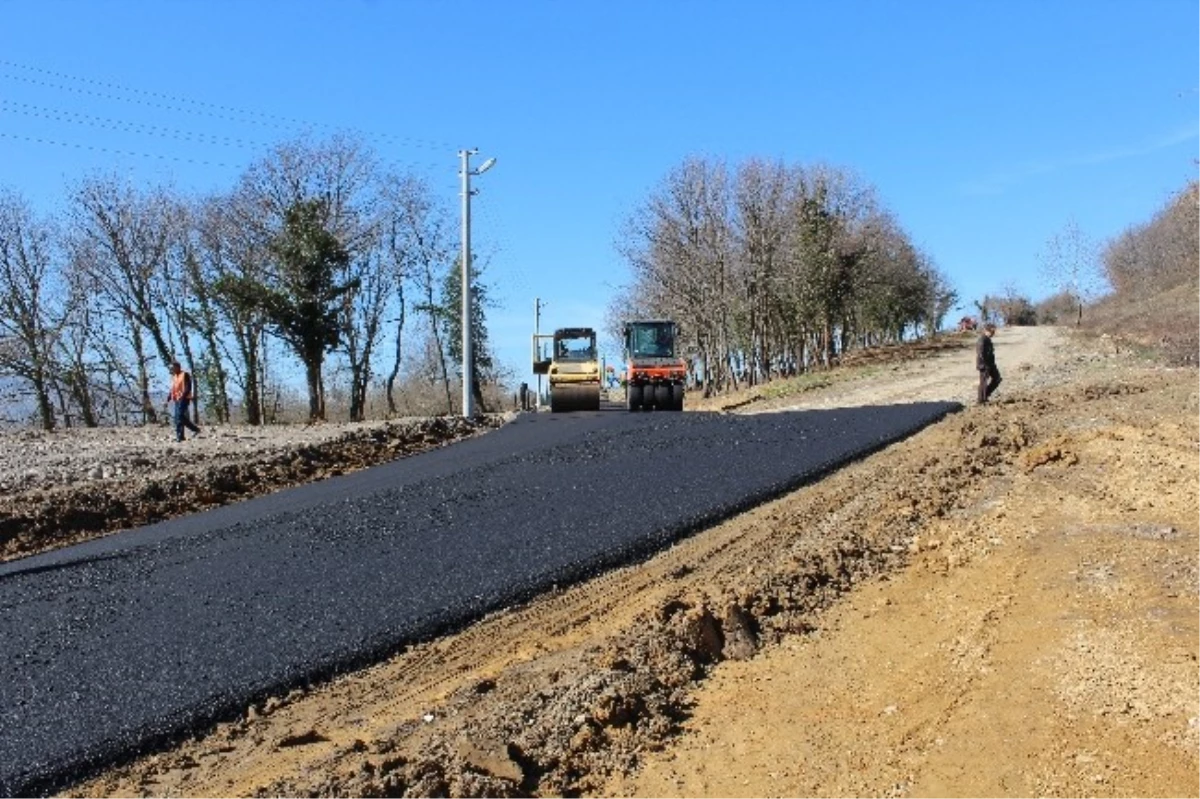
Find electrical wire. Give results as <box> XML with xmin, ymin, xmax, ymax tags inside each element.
<box><xmin>0</xmin><ymin>60</ymin><xmax>465</xmax><ymax>182</ymax></box>
<box><xmin>1</xmin><ymin>100</ymin><xmax>268</xmax><ymax>150</ymax></box>
<box><xmin>0</xmin><ymin>131</ymin><xmax>235</xmax><ymax>168</ymax></box>
<box><xmin>0</xmin><ymin>60</ymin><xmax>456</xmax><ymax>151</ymax></box>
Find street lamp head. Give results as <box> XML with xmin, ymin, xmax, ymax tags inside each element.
<box><xmin>476</xmin><ymin>157</ymin><xmax>497</xmax><ymax>174</ymax></box>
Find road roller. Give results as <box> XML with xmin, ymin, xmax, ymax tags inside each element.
<box><xmin>532</xmin><ymin>327</ymin><xmax>601</xmax><ymax>412</ymax></box>
<box><xmin>623</xmin><ymin>320</ymin><xmax>686</xmax><ymax>411</ymax></box>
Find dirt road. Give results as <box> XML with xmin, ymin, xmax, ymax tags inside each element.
<box><xmin>61</xmin><ymin>326</ymin><xmax>1199</xmax><ymax>798</ymax></box>
<box><xmin>710</xmin><ymin>324</ymin><xmax>1078</xmax><ymax>412</ymax></box>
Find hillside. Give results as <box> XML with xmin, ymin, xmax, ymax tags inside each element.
<box><xmin>30</xmin><ymin>324</ymin><xmax>1200</xmax><ymax>798</ymax></box>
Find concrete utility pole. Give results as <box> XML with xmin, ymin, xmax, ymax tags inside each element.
<box><xmin>459</xmin><ymin>148</ymin><xmax>495</xmax><ymax>417</ymax></box>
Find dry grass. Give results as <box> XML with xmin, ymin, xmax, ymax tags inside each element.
<box><xmin>686</xmin><ymin>333</ymin><xmax>974</xmax><ymax>412</ymax></box>
<box><xmin>1082</xmin><ymin>283</ymin><xmax>1199</xmax><ymax>366</ymax></box>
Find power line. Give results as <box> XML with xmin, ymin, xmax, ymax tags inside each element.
<box><xmin>1</xmin><ymin>100</ymin><xmax>269</xmax><ymax>150</ymax></box>
<box><xmin>0</xmin><ymin>61</ymin><xmax>469</xmax><ymax>209</ymax></box>
<box><xmin>2</xmin><ymin>71</ymin><xmax>311</xmax><ymax>132</ymax></box>
<box><xmin>0</xmin><ymin>60</ymin><xmax>457</xmax><ymax>152</ymax></box>
<box><xmin>0</xmin><ymin>131</ymin><xmax>235</xmax><ymax>169</ymax></box>
<box><xmin>0</xmin><ymin>101</ymin><xmax>449</xmax><ymax>177</ymax></box>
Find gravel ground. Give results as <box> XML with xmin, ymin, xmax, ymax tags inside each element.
<box><xmin>0</xmin><ymin>415</ymin><xmax>507</xmax><ymax>562</ymax></box>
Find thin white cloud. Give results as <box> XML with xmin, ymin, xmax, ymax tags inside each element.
<box><xmin>962</xmin><ymin>122</ymin><xmax>1200</xmax><ymax>196</ymax></box>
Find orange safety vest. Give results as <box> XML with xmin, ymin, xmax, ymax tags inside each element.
<box><xmin>169</xmin><ymin>371</ymin><xmax>192</xmax><ymax>402</ymax></box>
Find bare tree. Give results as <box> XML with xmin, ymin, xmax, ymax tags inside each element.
<box><xmin>787</xmin><ymin>164</ymin><xmax>882</xmax><ymax>366</ymax></box>
<box><xmin>1102</xmin><ymin>181</ymin><xmax>1198</xmax><ymax>297</ymax></box>
<box><xmin>172</xmin><ymin>204</ymin><xmax>232</xmax><ymax>423</ymax></box>
<box><xmin>920</xmin><ymin>257</ymin><xmax>958</xmax><ymax>336</ymax></box>
<box><xmin>67</xmin><ymin>174</ymin><xmax>181</xmax><ymax>421</ymax></box>
<box><xmin>341</xmin><ymin>248</ymin><xmax>393</xmax><ymax>421</ymax></box>
<box><xmin>2</xmin><ymin>131</ymin><xmax>494</xmax><ymax>427</ymax></box>
<box><xmin>378</xmin><ymin>175</ymin><xmax>455</xmax><ymax>415</ymax></box>
<box><xmin>412</xmin><ymin>257</ymin><xmax>455</xmax><ymax>415</ymax></box>
<box><xmin>0</xmin><ymin>191</ymin><xmax>65</xmax><ymax>429</ymax></box>
<box><xmin>732</xmin><ymin>159</ymin><xmax>793</xmax><ymax>384</ymax></box>
<box><xmin>996</xmin><ymin>283</ymin><xmax>1038</xmax><ymax>326</ymax></box>
<box><xmin>1039</xmin><ymin>218</ymin><xmax>1105</xmax><ymax>325</ymax></box>
<box><xmin>197</xmin><ymin>193</ymin><xmax>272</xmax><ymax>424</ymax></box>
<box><xmin>619</xmin><ymin>157</ymin><xmax>736</xmax><ymax>395</ymax></box>
<box><xmin>53</xmin><ymin>273</ymin><xmax>102</xmax><ymax>428</ymax></box>
<box><xmin>618</xmin><ymin>156</ymin><xmax>938</xmax><ymax>393</ymax></box>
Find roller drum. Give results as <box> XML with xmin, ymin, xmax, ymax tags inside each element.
<box><xmin>550</xmin><ymin>383</ymin><xmax>600</xmax><ymax>413</ymax></box>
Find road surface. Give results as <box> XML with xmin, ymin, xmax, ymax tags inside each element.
<box><xmin>0</xmin><ymin>401</ymin><xmax>957</xmax><ymax>795</ymax></box>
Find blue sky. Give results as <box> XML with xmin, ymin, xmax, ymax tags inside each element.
<box><xmin>2</xmin><ymin>0</ymin><xmax>1196</xmax><ymax>382</ymax></box>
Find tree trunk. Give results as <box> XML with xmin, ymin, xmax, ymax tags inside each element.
<box><xmin>471</xmin><ymin>374</ymin><xmax>486</xmax><ymax>415</ymax></box>
<box><xmin>349</xmin><ymin>353</ymin><xmax>372</xmax><ymax>423</ymax></box>
<box><xmin>305</xmin><ymin>357</ymin><xmax>325</xmax><ymax>422</ymax></box>
<box><xmin>201</xmin><ymin>338</ymin><xmax>231</xmax><ymax>424</ymax></box>
<box><xmin>33</xmin><ymin>371</ymin><xmax>55</xmax><ymax>431</ymax></box>
<box><xmin>432</xmin><ymin>325</ymin><xmax>452</xmax><ymax>415</ymax></box>
<box><xmin>66</xmin><ymin>362</ymin><xmax>98</xmax><ymax>427</ymax></box>
<box><xmin>132</xmin><ymin>339</ymin><xmax>158</xmax><ymax>424</ymax></box>
<box><xmin>386</xmin><ymin>293</ymin><xmax>405</xmax><ymax>415</ymax></box>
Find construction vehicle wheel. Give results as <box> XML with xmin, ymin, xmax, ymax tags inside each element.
<box><xmin>655</xmin><ymin>384</ymin><xmax>671</xmax><ymax>409</ymax></box>
<box><xmin>627</xmin><ymin>384</ymin><xmax>642</xmax><ymax>411</ymax></box>
<box><xmin>671</xmin><ymin>384</ymin><xmax>684</xmax><ymax>411</ymax></box>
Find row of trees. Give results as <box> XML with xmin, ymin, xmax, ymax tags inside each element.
<box><xmin>608</xmin><ymin>158</ymin><xmax>956</xmax><ymax>393</ymax></box>
<box><xmin>1101</xmin><ymin>180</ymin><xmax>1198</xmax><ymax>299</ymax></box>
<box><xmin>972</xmin><ymin>288</ymin><xmax>1071</xmax><ymax>328</ymax></box>
<box><xmin>0</xmin><ymin>135</ymin><xmax>498</xmax><ymax>430</ymax></box>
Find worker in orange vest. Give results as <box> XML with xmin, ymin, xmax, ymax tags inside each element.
<box><xmin>168</xmin><ymin>360</ymin><xmax>202</xmax><ymax>442</ymax></box>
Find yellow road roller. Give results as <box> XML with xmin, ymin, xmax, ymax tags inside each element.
<box><xmin>532</xmin><ymin>327</ymin><xmax>601</xmax><ymax>412</ymax></box>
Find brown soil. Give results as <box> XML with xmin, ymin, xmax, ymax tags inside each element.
<box><xmin>34</xmin><ymin>326</ymin><xmax>1200</xmax><ymax>798</ymax></box>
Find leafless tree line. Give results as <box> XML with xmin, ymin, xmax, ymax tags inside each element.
<box><xmin>968</xmin><ymin>177</ymin><xmax>1198</xmax><ymax>333</ymax></box>
<box><xmin>609</xmin><ymin>157</ymin><xmax>956</xmax><ymax>394</ymax></box>
<box><xmin>1101</xmin><ymin>180</ymin><xmax>1198</xmax><ymax>299</ymax></box>
<box><xmin>0</xmin><ymin>134</ymin><xmax>494</xmax><ymax>430</ymax></box>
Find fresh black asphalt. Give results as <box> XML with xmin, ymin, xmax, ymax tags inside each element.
<box><xmin>0</xmin><ymin>401</ymin><xmax>958</xmax><ymax>796</ymax></box>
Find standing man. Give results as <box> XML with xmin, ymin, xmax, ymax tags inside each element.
<box><xmin>168</xmin><ymin>360</ymin><xmax>201</xmax><ymax>441</ymax></box>
<box><xmin>975</xmin><ymin>323</ymin><xmax>1002</xmax><ymax>404</ymax></box>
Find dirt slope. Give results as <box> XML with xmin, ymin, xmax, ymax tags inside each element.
<box><xmin>53</xmin><ymin>326</ymin><xmax>1200</xmax><ymax>798</ymax></box>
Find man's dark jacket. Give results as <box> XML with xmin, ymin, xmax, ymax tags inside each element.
<box><xmin>976</xmin><ymin>334</ymin><xmax>995</xmax><ymax>371</ymax></box>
